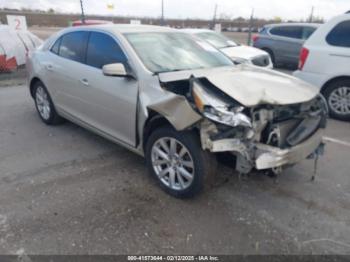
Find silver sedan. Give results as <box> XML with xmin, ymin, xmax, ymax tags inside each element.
<box><xmin>27</xmin><ymin>25</ymin><xmax>327</xmax><ymax>198</ymax></box>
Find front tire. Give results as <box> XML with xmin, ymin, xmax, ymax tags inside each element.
<box><xmin>323</xmin><ymin>79</ymin><xmax>350</xmax><ymax>121</ymax></box>
<box><xmin>33</xmin><ymin>81</ymin><xmax>64</xmax><ymax>125</ymax></box>
<box><xmin>146</xmin><ymin>126</ymin><xmax>217</xmax><ymax>198</ymax></box>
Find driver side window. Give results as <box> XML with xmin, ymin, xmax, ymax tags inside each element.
<box><xmin>86</xmin><ymin>32</ymin><xmax>127</xmax><ymax>69</ymax></box>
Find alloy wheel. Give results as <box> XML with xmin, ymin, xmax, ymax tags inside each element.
<box><xmin>35</xmin><ymin>86</ymin><xmax>51</xmax><ymax>120</ymax></box>
<box><xmin>328</xmin><ymin>86</ymin><xmax>350</xmax><ymax>115</ymax></box>
<box><xmin>151</xmin><ymin>137</ymin><xmax>195</xmax><ymax>191</ymax></box>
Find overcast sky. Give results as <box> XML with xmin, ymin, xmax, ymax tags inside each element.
<box><xmin>0</xmin><ymin>0</ymin><xmax>348</xmax><ymax>21</ymax></box>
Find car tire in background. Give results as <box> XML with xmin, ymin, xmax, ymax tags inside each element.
<box><xmin>146</xmin><ymin>126</ymin><xmax>217</xmax><ymax>198</ymax></box>
<box><xmin>323</xmin><ymin>79</ymin><xmax>350</xmax><ymax>121</ymax></box>
<box><xmin>262</xmin><ymin>48</ymin><xmax>275</xmax><ymax>67</ymax></box>
<box><xmin>33</xmin><ymin>81</ymin><xmax>65</xmax><ymax>125</ymax></box>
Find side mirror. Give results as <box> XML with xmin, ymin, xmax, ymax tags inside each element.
<box><xmin>102</xmin><ymin>63</ymin><xmax>128</xmax><ymax>77</ymax></box>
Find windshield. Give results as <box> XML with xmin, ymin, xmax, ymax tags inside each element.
<box><xmin>124</xmin><ymin>32</ymin><xmax>233</xmax><ymax>73</ymax></box>
<box><xmin>196</xmin><ymin>32</ymin><xmax>238</xmax><ymax>49</ymax></box>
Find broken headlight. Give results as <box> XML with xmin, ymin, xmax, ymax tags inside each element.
<box><xmin>192</xmin><ymin>80</ymin><xmax>252</xmax><ymax>128</ymax></box>
<box><xmin>203</xmin><ymin>106</ymin><xmax>252</xmax><ymax>128</ymax></box>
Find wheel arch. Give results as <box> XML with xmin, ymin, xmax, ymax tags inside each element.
<box><xmin>321</xmin><ymin>76</ymin><xmax>350</xmax><ymax>94</ymax></box>
<box><xmin>142</xmin><ymin>110</ymin><xmax>174</xmax><ymax>153</ymax></box>
<box><xmin>261</xmin><ymin>47</ymin><xmax>275</xmax><ymax>63</ymax></box>
<box><xmin>29</xmin><ymin>77</ymin><xmax>43</xmax><ymax>98</ymax></box>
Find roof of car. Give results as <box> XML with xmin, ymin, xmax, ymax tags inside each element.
<box><xmin>70</xmin><ymin>24</ymin><xmax>177</xmax><ymax>34</ymax></box>
<box><xmin>43</xmin><ymin>24</ymin><xmax>182</xmax><ymax>50</ymax></box>
<box><xmin>264</xmin><ymin>23</ymin><xmax>321</xmax><ymax>28</ymax></box>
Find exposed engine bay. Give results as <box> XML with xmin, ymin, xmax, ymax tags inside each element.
<box><xmin>158</xmin><ymin>74</ymin><xmax>328</xmax><ymax>176</ymax></box>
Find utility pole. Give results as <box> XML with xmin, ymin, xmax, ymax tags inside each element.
<box><xmin>79</xmin><ymin>0</ymin><xmax>85</xmax><ymax>24</ymax></box>
<box><xmin>247</xmin><ymin>8</ymin><xmax>254</xmax><ymax>46</ymax></box>
<box><xmin>212</xmin><ymin>4</ymin><xmax>218</xmax><ymax>29</ymax></box>
<box><xmin>160</xmin><ymin>0</ymin><xmax>165</xmax><ymax>26</ymax></box>
<box><xmin>309</xmin><ymin>6</ymin><xmax>314</xmax><ymax>22</ymax></box>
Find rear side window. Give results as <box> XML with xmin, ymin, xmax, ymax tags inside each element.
<box><xmin>326</xmin><ymin>20</ymin><xmax>350</xmax><ymax>47</ymax></box>
<box><xmin>302</xmin><ymin>27</ymin><xmax>317</xmax><ymax>40</ymax></box>
<box><xmin>86</xmin><ymin>32</ymin><xmax>127</xmax><ymax>69</ymax></box>
<box><xmin>270</xmin><ymin>26</ymin><xmax>302</xmax><ymax>39</ymax></box>
<box><xmin>59</xmin><ymin>31</ymin><xmax>89</xmax><ymax>63</ymax></box>
<box><xmin>51</xmin><ymin>38</ymin><xmax>61</xmax><ymax>55</ymax></box>
<box><xmin>259</xmin><ymin>27</ymin><xmax>268</xmax><ymax>35</ymax></box>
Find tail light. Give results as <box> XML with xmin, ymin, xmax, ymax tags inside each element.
<box><xmin>252</xmin><ymin>35</ymin><xmax>259</xmax><ymax>43</ymax></box>
<box><xmin>298</xmin><ymin>47</ymin><xmax>309</xmax><ymax>70</ymax></box>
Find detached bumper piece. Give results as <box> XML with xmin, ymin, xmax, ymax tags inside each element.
<box><xmin>254</xmin><ymin>129</ymin><xmax>324</xmax><ymax>170</ymax></box>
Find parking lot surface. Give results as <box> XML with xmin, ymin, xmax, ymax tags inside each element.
<box><xmin>0</xmin><ymin>84</ymin><xmax>350</xmax><ymax>255</ymax></box>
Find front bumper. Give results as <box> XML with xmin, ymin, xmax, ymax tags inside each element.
<box><xmin>205</xmin><ymin>127</ymin><xmax>324</xmax><ymax>171</ymax></box>
<box><xmin>254</xmin><ymin>129</ymin><xmax>324</xmax><ymax>170</ymax></box>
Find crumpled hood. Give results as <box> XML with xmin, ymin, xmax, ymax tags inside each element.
<box><xmin>158</xmin><ymin>65</ymin><xmax>319</xmax><ymax>107</ymax></box>
<box><xmin>221</xmin><ymin>45</ymin><xmax>269</xmax><ymax>60</ymax></box>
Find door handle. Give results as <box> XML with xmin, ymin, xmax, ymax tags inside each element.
<box><xmin>46</xmin><ymin>64</ymin><xmax>54</xmax><ymax>71</ymax></box>
<box><xmin>80</xmin><ymin>79</ymin><xmax>89</xmax><ymax>86</ymax></box>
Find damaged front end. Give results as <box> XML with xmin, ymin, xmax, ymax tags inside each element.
<box><xmin>159</xmin><ymin>75</ymin><xmax>328</xmax><ymax>176</ymax></box>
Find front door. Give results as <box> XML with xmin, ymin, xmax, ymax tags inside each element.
<box><xmin>69</xmin><ymin>31</ymin><xmax>138</xmax><ymax>146</ymax></box>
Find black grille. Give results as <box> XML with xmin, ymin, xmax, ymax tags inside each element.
<box><xmin>252</xmin><ymin>55</ymin><xmax>270</xmax><ymax>67</ymax></box>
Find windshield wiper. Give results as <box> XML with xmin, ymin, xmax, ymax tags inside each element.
<box><xmin>221</xmin><ymin>44</ymin><xmax>237</xmax><ymax>49</ymax></box>
<box><xmin>154</xmin><ymin>67</ymin><xmax>204</xmax><ymax>74</ymax></box>
<box><xmin>157</xmin><ymin>69</ymin><xmax>184</xmax><ymax>73</ymax></box>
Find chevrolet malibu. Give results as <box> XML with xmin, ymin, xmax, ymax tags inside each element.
<box><xmin>27</xmin><ymin>25</ymin><xmax>327</xmax><ymax>198</ymax></box>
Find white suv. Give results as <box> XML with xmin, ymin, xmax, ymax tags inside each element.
<box><xmin>294</xmin><ymin>12</ymin><xmax>350</xmax><ymax>120</ymax></box>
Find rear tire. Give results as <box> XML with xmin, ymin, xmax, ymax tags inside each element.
<box><xmin>323</xmin><ymin>79</ymin><xmax>350</xmax><ymax>121</ymax></box>
<box><xmin>145</xmin><ymin>126</ymin><xmax>217</xmax><ymax>198</ymax></box>
<box><xmin>33</xmin><ymin>81</ymin><xmax>65</xmax><ymax>125</ymax></box>
<box><xmin>263</xmin><ymin>48</ymin><xmax>275</xmax><ymax>67</ymax></box>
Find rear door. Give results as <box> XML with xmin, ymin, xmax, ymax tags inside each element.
<box><xmin>44</xmin><ymin>31</ymin><xmax>90</xmax><ymax>121</ymax></box>
<box><xmin>269</xmin><ymin>26</ymin><xmax>303</xmax><ymax>65</ymax></box>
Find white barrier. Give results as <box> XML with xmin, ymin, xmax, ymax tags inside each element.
<box><xmin>0</xmin><ymin>25</ymin><xmax>43</xmax><ymax>72</ymax></box>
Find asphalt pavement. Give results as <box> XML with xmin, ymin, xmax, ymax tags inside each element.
<box><xmin>0</xmin><ymin>84</ymin><xmax>350</xmax><ymax>255</ymax></box>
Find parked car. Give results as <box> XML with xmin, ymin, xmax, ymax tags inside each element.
<box><xmin>294</xmin><ymin>13</ymin><xmax>350</xmax><ymax>120</ymax></box>
<box><xmin>182</xmin><ymin>29</ymin><xmax>273</xmax><ymax>68</ymax></box>
<box><xmin>253</xmin><ymin>23</ymin><xmax>320</xmax><ymax>68</ymax></box>
<box><xmin>71</xmin><ymin>20</ymin><xmax>112</xmax><ymax>26</ymax></box>
<box><xmin>27</xmin><ymin>25</ymin><xmax>327</xmax><ymax>198</ymax></box>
